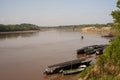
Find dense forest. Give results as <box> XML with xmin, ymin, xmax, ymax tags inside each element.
<box><xmin>0</xmin><ymin>23</ymin><xmax>40</xmax><ymax>32</ymax></box>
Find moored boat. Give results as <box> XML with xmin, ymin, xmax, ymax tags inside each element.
<box><xmin>77</xmin><ymin>44</ymin><xmax>107</xmax><ymax>55</ymax></box>
<box><xmin>62</xmin><ymin>65</ymin><xmax>87</xmax><ymax>75</ymax></box>
<box><xmin>44</xmin><ymin>58</ymin><xmax>92</xmax><ymax>75</ymax></box>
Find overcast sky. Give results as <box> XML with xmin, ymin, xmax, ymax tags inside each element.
<box><xmin>0</xmin><ymin>0</ymin><xmax>117</xmax><ymax>26</ymax></box>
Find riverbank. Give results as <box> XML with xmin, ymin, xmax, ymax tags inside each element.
<box><xmin>40</xmin><ymin>26</ymin><xmax>112</xmax><ymax>34</ymax></box>
<box><xmin>0</xmin><ymin>30</ymin><xmax>40</xmax><ymax>34</ymax></box>
<box><xmin>81</xmin><ymin>27</ymin><xmax>111</xmax><ymax>34</ymax></box>
<box><xmin>0</xmin><ymin>26</ymin><xmax>112</xmax><ymax>34</ymax></box>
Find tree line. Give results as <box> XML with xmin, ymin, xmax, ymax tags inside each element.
<box><xmin>0</xmin><ymin>23</ymin><xmax>40</xmax><ymax>32</ymax></box>
<box><xmin>58</xmin><ymin>23</ymin><xmax>113</xmax><ymax>28</ymax></box>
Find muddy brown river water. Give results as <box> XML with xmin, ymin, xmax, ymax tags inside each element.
<box><xmin>0</xmin><ymin>30</ymin><xmax>109</xmax><ymax>80</ymax></box>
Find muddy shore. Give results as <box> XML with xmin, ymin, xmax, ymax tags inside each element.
<box><xmin>0</xmin><ymin>30</ymin><xmax>40</xmax><ymax>34</ymax></box>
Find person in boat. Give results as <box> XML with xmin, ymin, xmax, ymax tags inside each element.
<box><xmin>81</xmin><ymin>36</ymin><xmax>84</xmax><ymax>39</ymax></box>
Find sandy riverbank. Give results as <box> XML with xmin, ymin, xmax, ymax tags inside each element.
<box><xmin>81</xmin><ymin>27</ymin><xmax>111</xmax><ymax>34</ymax></box>
<box><xmin>40</xmin><ymin>26</ymin><xmax>112</xmax><ymax>34</ymax></box>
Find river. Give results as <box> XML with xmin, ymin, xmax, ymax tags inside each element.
<box><xmin>0</xmin><ymin>30</ymin><xmax>109</xmax><ymax>80</ymax></box>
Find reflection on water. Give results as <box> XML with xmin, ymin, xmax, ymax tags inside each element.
<box><xmin>0</xmin><ymin>32</ymin><xmax>39</xmax><ymax>40</ymax></box>
<box><xmin>0</xmin><ymin>30</ymin><xmax>109</xmax><ymax>80</ymax></box>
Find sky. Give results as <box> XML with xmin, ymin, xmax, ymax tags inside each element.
<box><xmin>0</xmin><ymin>0</ymin><xmax>117</xmax><ymax>26</ymax></box>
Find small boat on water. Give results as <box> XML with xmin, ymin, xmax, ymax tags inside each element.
<box><xmin>86</xmin><ymin>45</ymin><xmax>108</xmax><ymax>55</ymax></box>
<box><xmin>101</xmin><ymin>33</ymin><xmax>114</xmax><ymax>38</ymax></box>
<box><xmin>77</xmin><ymin>44</ymin><xmax>107</xmax><ymax>55</ymax></box>
<box><xmin>44</xmin><ymin>58</ymin><xmax>92</xmax><ymax>75</ymax></box>
<box><xmin>62</xmin><ymin>65</ymin><xmax>87</xmax><ymax>75</ymax></box>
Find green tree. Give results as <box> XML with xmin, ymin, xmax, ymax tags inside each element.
<box><xmin>111</xmin><ymin>0</ymin><xmax>120</xmax><ymax>32</ymax></box>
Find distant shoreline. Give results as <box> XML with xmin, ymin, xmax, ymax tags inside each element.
<box><xmin>0</xmin><ymin>30</ymin><xmax>40</xmax><ymax>34</ymax></box>
<box><xmin>81</xmin><ymin>27</ymin><xmax>112</xmax><ymax>34</ymax></box>
<box><xmin>0</xmin><ymin>26</ymin><xmax>112</xmax><ymax>34</ymax></box>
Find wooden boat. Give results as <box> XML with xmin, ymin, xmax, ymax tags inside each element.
<box><xmin>77</xmin><ymin>44</ymin><xmax>107</xmax><ymax>55</ymax></box>
<box><xmin>44</xmin><ymin>58</ymin><xmax>92</xmax><ymax>75</ymax></box>
<box><xmin>62</xmin><ymin>65</ymin><xmax>87</xmax><ymax>75</ymax></box>
<box><xmin>101</xmin><ymin>33</ymin><xmax>114</xmax><ymax>38</ymax></box>
<box><xmin>86</xmin><ymin>44</ymin><xmax>108</xmax><ymax>55</ymax></box>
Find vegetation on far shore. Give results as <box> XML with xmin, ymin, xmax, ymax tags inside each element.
<box><xmin>40</xmin><ymin>23</ymin><xmax>113</xmax><ymax>29</ymax></box>
<box><xmin>77</xmin><ymin>0</ymin><xmax>120</xmax><ymax>80</ymax></box>
<box><xmin>0</xmin><ymin>23</ymin><xmax>40</xmax><ymax>32</ymax></box>
<box><xmin>0</xmin><ymin>23</ymin><xmax>113</xmax><ymax>33</ymax></box>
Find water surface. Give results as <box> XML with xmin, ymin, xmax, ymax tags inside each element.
<box><xmin>0</xmin><ymin>30</ymin><xmax>109</xmax><ymax>80</ymax></box>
